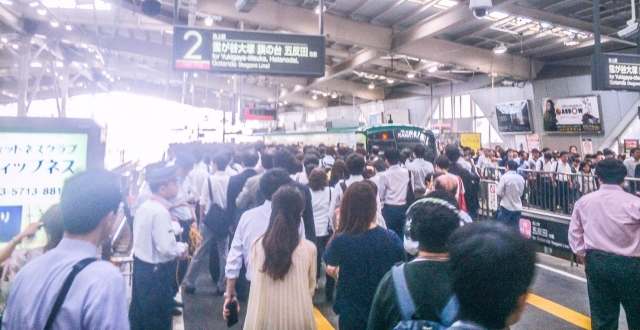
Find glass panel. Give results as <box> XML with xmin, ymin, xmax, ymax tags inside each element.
<box><xmin>443</xmin><ymin>96</ymin><xmax>452</xmax><ymax>119</ymax></box>
<box><xmin>461</xmin><ymin>95</ymin><xmax>471</xmax><ymax>118</ymax></box>
<box><xmin>432</xmin><ymin>103</ymin><xmax>440</xmax><ymax>119</ymax></box>
<box><xmin>454</xmin><ymin>96</ymin><xmax>461</xmax><ymax>119</ymax></box>
<box><xmin>476</xmin><ymin>118</ymin><xmax>490</xmax><ymax>147</ymax></box>
<box><xmin>475</xmin><ymin>103</ymin><xmax>486</xmax><ymax>117</ymax></box>
<box><xmin>490</xmin><ymin>124</ymin><xmax>504</xmax><ymax>144</ymax></box>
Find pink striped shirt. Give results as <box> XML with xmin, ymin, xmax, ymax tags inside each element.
<box><xmin>569</xmin><ymin>185</ymin><xmax>640</xmax><ymax>257</ymax></box>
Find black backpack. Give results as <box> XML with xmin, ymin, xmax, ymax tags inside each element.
<box><xmin>203</xmin><ymin>178</ymin><xmax>230</xmax><ymax>239</ymax></box>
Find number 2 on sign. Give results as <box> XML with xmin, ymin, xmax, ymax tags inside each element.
<box><xmin>183</xmin><ymin>30</ymin><xmax>202</xmax><ymax>60</ymax></box>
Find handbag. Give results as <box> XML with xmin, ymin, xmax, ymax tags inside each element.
<box><xmin>203</xmin><ymin>178</ymin><xmax>230</xmax><ymax>239</ymax></box>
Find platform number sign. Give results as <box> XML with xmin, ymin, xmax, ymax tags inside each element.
<box><xmin>488</xmin><ymin>183</ymin><xmax>498</xmax><ymax>211</ymax></box>
<box><xmin>172</xmin><ymin>27</ymin><xmax>325</xmax><ymax>77</ymax></box>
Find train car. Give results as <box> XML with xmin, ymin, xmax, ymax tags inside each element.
<box><xmin>257</xmin><ymin>124</ymin><xmax>437</xmax><ymax>155</ymax></box>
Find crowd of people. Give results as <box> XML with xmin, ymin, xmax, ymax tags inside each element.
<box><xmin>0</xmin><ymin>138</ymin><xmax>638</xmax><ymax>330</ymax></box>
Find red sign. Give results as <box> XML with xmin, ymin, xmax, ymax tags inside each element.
<box><xmin>175</xmin><ymin>59</ymin><xmax>211</xmax><ymax>70</ymax></box>
<box><xmin>519</xmin><ymin>219</ymin><xmax>532</xmax><ymax>239</ymax></box>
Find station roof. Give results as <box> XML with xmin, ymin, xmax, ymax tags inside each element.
<box><xmin>0</xmin><ymin>0</ymin><xmax>635</xmax><ymax>111</ymax></box>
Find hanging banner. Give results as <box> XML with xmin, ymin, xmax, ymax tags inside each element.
<box><xmin>460</xmin><ymin>133</ymin><xmax>481</xmax><ymax>152</ymax></box>
<box><xmin>495</xmin><ymin>100</ymin><xmax>532</xmax><ymax>133</ymax></box>
<box><xmin>526</xmin><ymin>134</ymin><xmax>541</xmax><ymax>151</ymax></box>
<box><xmin>541</xmin><ymin>96</ymin><xmax>602</xmax><ymax>133</ymax></box>
<box><xmin>173</xmin><ymin>27</ymin><xmax>325</xmax><ymax>77</ymax></box>
<box><xmin>582</xmin><ymin>138</ymin><xmax>594</xmax><ymax>155</ymax></box>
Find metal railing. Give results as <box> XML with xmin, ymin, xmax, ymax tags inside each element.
<box><xmin>477</xmin><ymin>166</ymin><xmax>640</xmax><ymax>218</ymax></box>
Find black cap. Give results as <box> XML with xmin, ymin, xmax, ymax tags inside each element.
<box><xmin>146</xmin><ymin>165</ymin><xmax>179</xmax><ymax>183</ymax></box>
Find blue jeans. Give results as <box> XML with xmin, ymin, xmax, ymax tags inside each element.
<box><xmin>497</xmin><ymin>206</ymin><xmax>521</xmax><ymax>231</ymax></box>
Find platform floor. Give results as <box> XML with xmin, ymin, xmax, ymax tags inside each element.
<box><xmin>178</xmin><ymin>252</ymin><xmax>629</xmax><ymax>330</ymax></box>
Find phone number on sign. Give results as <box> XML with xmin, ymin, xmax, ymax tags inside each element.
<box><xmin>0</xmin><ymin>187</ymin><xmax>62</xmax><ymax>196</ymax></box>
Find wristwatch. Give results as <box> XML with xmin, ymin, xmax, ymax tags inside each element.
<box><xmin>223</xmin><ymin>292</ymin><xmax>236</xmax><ymax>299</ymax></box>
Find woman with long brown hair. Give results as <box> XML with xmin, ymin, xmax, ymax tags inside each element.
<box><xmin>323</xmin><ymin>181</ymin><xmax>406</xmax><ymax>330</ymax></box>
<box><xmin>243</xmin><ymin>185</ymin><xmax>317</xmax><ymax>330</ymax></box>
<box><xmin>329</xmin><ymin>159</ymin><xmax>348</xmax><ymax>187</ymax></box>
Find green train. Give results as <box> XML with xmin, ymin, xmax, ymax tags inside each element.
<box><xmin>258</xmin><ymin>124</ymin><xmax>437</xmax><ymax>154</ymax></box>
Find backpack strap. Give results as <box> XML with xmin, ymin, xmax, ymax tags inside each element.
<box><xmin>44</xmin><ymin>258</ymin><xmax>97</xmax><ymax>330</ymax></box>
<box><xmin>391</xmin><ymin>264</ymin><xmax>416</xmax><ymax>321</ymax></box>
<box><xmin>439</xmin><ymin>295</ymin><xmax>460</xmax><ymax>326</ymax></box>
<box><xmin>340</xmin><ymin>181</ymin><xmax>347</xmax><ymax>193</ymax></box>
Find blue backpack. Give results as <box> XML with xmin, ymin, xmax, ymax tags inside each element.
<box><xmin>392</xmin><ymin>264</ymin><xmax>459</xmax><ymax>330</ymax></box>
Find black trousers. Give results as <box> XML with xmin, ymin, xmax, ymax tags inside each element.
<box><xmin>316</xmin><ymin>235</ymin><xmax>335</xmax><ymax>298</ymax></box>
<box><xmin>129</xmin><ymin>257</ymin><xmax>174</xmax><ymax>330</ymax></box>
<box><xmin>556</xmin><ymin>181</ymin><xmax>570</xmax><ymax>214</ymax></box>
<box><xmin>585</xmin><ymin>250</ymin><xmax>640</xmax><ymax>330</ymax></box>
<box><xmin>382</xmin><ymin>204</ymin><xmax>408</xmax><ymax>239</ymax></box>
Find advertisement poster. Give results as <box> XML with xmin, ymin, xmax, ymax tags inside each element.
<box><xmin>0</xmin><ymin>132</ymin><xmax>88</xmax><ymax>248</ymax></box>
<box><xmin>460</xmin><ymin>133</ymin><xmax>481</xmax><ymax>152</ymax></box>
<box><xmin>526</xmin><ymin>134</ymin><xmax>541</xmax><ymax>151</ymax></box>
<box><xmin>542</xmin><ymin>96</ymin><xmax>602</xmax><ymax>133</ymax></box>
<box><xmin>436</xmin><ymin>132</ymin><xmax>460</xmax><ymax>150</ymax></box>
<box><xmin>495</xmin><ymin>100</ymin><xmax>532</xmax><ymax>133</ymax></box>
<box><xmin>624</xmin><ymin>139</ymin><xmax>639</xmax><ymax>154</ymax></box>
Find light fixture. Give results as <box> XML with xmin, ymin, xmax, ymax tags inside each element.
<box><xmin>312</xmin><ymin>94</ymin><xmax>318</xmax><ymax>100</ymax></box>
<box><xmin>406</xmin><ymin>72</ymin><xmax>415</xmax><ymax>78</ymax></box>
<box><xmin>219</xmin><ymin>89</ymin><xmax>223</xmax><ymax>93</ymax></box>
<box><xmin>11</xmin><ymin>44</ymin><xmax>18</xmax><ymax>50</ymax></box>
<box><xmin>193</xmin><ymin>73</ymin><xmax>198</xmax><ymax>78</ymax></box>
<box><xmin>227</xmin><ymin>79</ymin><xmax>231</xmax><ymax>84</ymax></box>
<box><xmin>30</xmin><ymin>62</ymin><xmax>42</xmax><ymax>68</ymax></box>
<box><xmin>387</xmin><ymin>78</ymin><xmax>395</xmax><ymax>84</ymax></box>
<box><xmin>493</xmin><ymin>42</ymin><xmax>507</xmax><ymax>54</ymax></box>
<box><xmin>564</xmin><ymin>36</ymin><xmax>579</xmax><ymax>46</ymax></box>
<box><xmin>37</xmin><ymin>8</ymin><xmax>46</xmax><ymax>15</ymax></box>
<box><xmin>65</xmin><ymin>25</ymin><xmax>73</xmax><ymax>31</ymax></box>
<box><xmin>278</xmin><ymin>102</ymin><xmax>283</xmax><ymax>106</ymax></box>
<box><xmin>368</xmin><ymin>82</ymin><xmax>375</xmax><ymax>89</ymax></box>
<box><xmin>29</xmin><ymin>1</ymin><xmax>38</xmax><ymax>7</ymax></box>
<box><xmin>204</xmin><ymin>16</ymin><xmax>214</xmax><ymax>26</ymax></box>
<box><xmin>50</xmin><ymin>21</ymin><xmax>59</xmax><ymax>28</ymax></box>
<box><xmin>428</xmin><ymin>66</ymin><xmax>438</xmax><ymax>73</ymax></box>
<box><xmin>127</xmin><ymin>86</ymin><xmax>131</xmax><ymax>90</ymax></box>
<box><xmin>284</xmin><ymin>101</ymin><xmax>288</xmax><ymax>105</ymax></box>
<box><xmin>331</xmin><ymin>92</ymin><xmax>338</xmax><ymax>99</ymax></box>
<box><xmin>0</xmin><ymin>0</ymin><xmax>13</xmax><ymax>5</ymax></box>
<box><xmin>55</xmin><ymin>62</ymin><xmax>63</xmax><ymax>68</ymax></box>
<box><xmin>322</xmin><ymin>92</ymin><xmax>328</xmax><ymax>97</ymax></box>
<box><xmin>1</xmin><ymin>37</ymin><xmax>8</xmax><ymax>43</ymax></box>
<box><xmin>315</xmin><ymin>5</ymin><xmax>327</xmax><ymax>15</ymax></box>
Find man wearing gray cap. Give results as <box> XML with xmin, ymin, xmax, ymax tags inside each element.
<box><xmin>129</xmin><ymin>165</ymin><xmax>189</xmax><ymax>330</ymax></box>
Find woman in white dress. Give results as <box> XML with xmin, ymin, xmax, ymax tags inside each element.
<box><xmin>243</xmin><ymin>185</ymin><xmax>318</xmax><ymax>330</ymax></box>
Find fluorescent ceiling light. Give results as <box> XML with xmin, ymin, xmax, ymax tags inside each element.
<box><xmin>29</xmin><ymin>2</ymin><xmax>38</xmax><ymax>7</ymax></box>
<box><xmin>0</xmin><ymin>0</ymin><xmax>13</xmax><ymax>5</ymax></box>
<box><xmin>312</xmin><ymin>94</ymin><xmax>318</xmax><ymax>100</ymax></box>
<box><xmin>1</xmin><ymin>37</ymin><xmax>8</xmax><ymax>43</ymax></box>
<box><xmin>204</xmin><ymin>16</ymin><xmax>214</xmax><ymax>26</ymax></box>
<box><xmin>436</xmin><ymin>0</ymin><xmax>458</xmax><ymax>7</ymax></box>
<box><xmin>37</xmin><ymin>8</ymin><xmax>46</xmax><ymax>15</ymax></box>
<box><xmin>193</xmin><ymin>73</ymin><xmax>198</xmax><ymax>78</ymax></box>
<box><xmin>488</xmin><ymin>11</ymin><xmax>509</xmax><ymax>20</ymax></box>
<box><xmin>56</xmin><ymin>61</ymin><xmax>63</xmax><ymax>68</ymax></box>
<box><xmin>65</xmin><ymin>25</ymin><xmax>73</xmax><ymax>31</ymax></box>
<box><xmin>30</xmin><ymin>62</ymin><xmax>42</xmax><ymax>68</ymax></box>
<box><xmin>407</xmin><ymin>72</ymin><xmax>415</xmax><ymax>78</ymax></box>
<box><xmin>368</xmin><ymin>82</ymin><xmax>375</xmax><ymax>89</ymax></box>
<box><xmin>315</xmin><ymin>5</ymin><xmax>326</xmax><ymax>15</ymax></box>
<box><xmin>540</xmin><ymin>22</ymin><xmax>553</xmax><ymax>29</ymax></box>
<box><xmin>50</xmin><ymin>21</ymin><xmax>59</xmax><ymax>27</ymax></box>
<box><xmin>428</xmin><ymin>66</ymin><xmax>438</xmax><ymax>72</ymax></box>
<box><xmin>11</xmin><ymin>44</ymin><xmax>18</xmax><ymax>49</ymax></box>
<box><xmin>564</xmin><ymin>36</ymin><xmax>579</xmax><ymax>46</ymax></box>
<box><xmin>331</xmin><ymin>92</ymin><xmax>338</xmax><ymax>98</ymax></box>
<box><xmin>493</xmin><ymin>43</ymin><xmax>507</xmax><ymax>54</ymax></box>
<box><xmin>516</xmin><ymin>17</ymin><xmax>532</xmax><ymax>25</ymax></box>
<box><xmin>387</xmin><ymin>78</ymin><xmax>395</xmax><ymax>84</ymax></box>
<box><xmin>284</xmin><ymin>101</ymin><xmax>288</xmax><ymax>105</ymax></box>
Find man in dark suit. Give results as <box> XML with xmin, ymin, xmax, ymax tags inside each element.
<box><xmin>226</xmin><ymin>150</ymin><xmax>260</xmax><ymax>230</ymax></box>
<box><xmin>446</xmin><ymin>145</ymin><xmax>480</xmax><ymax>219</ymax></box>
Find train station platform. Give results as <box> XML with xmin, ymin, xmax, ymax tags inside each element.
<box><xmin>174</xmin><ymin>252</ymin><xmax>628</xmax><ymax>330</ymax></box>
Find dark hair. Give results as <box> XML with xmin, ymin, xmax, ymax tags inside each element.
<box><xmin>385</xmin><ymin>148</ymin><xmax>401</xmax><ymax>165</ymax></box>
<box><xmin>259</xmin><ymin>169</ymin><xmax>292</xmax><ymax>201</ymax></box>
<box><xmin>372</xmin><ymin>159</ymin><xmax>387</xmax><ymax>172</ymax></box>
<box><xmin>305</xmin><ymin>163</ymin><xmax>317</xmax><ymax>177</ymax></box>
<box><xmin>346</xmin><ymin>153</ymin><xmax>366</xmax><ymax>175</ymax></box>
<box><xmin>434</xmin><ymin>155</ymin><xmax>450</xmax><ymax>170</ymax></box>
<box><xmin>261</xmin><ymin>185</ymin><xmax>304</xmax><ymax>281</ymax></box>
<box><xmin>325</xmin><ymin>146</ymin><xmax>336</xmax><ymax>156</ymax></box>
<box><xmin>242</xmin><ymin>150</ymin><xmax>259</xmax><ymax>168</ymax></box>
<box><xmin>517</xmin><ymin>150</ymin><xmax>527</xmax><ymax>157</ymax></box>
<box><xmin>544</xmin><ymin>153</ymin><xmax>553</xmax><ymax>160</ymax></box>
<box><xmin>413</xmin><ymin>144</ymin><xmax>426</xmax><ymax>159</ymax></box>
<box><xmin>371</xmin><ymin>145</ymin><xmax>380</xmax><ymax>155</ymax></box>
<box><xmin>579</xmin><ymin>161</ymin><xmax>590</xmax><ymax>173</ymax></box>
<box><xmin>212</xmin><ymin>153</ymin><xmax>229</xmax><ymax>171</ymax></box>
<box><xmin>60</xmin><ymin>170</ymin><xmax>121</xmax><ymax>235</ymax></box>
<box><xmin>261</xmin><ymin>151</ymin><xmax>274</xmax><ymax>170</ymax></box>
<box><xmin>336</xmin><ymin>181</ymin><xmax>377</xmax><ymax>235</ymax></box>
<box><xmin>407</xmin><ymin>197</ymin><xmax>460</xmax><ymax>253</ymax></box>
<box><xmin>273</xmin><ymin>149</ymin><xmax>298</xmax><ymax>175</ymax></box>
<box><xmin>444</xmin><ymin>145</ymin><xmax>461</xmax><ymax>162</ymax></box>
<box><xmin>595</xmin><ymin>159</ymin><xmax>627</xmax><ymax>184</ymax></box>
<box><xmin>425</xmin><ymin>152</ymin><xmax>436</xmax><ymax>164</ymax></box>
<box><xmin>303</xmin><ymin>153</ymin><xmax>320</xmax><ymax>168</ymax></box>
<box><xmin>631</xmin><ymin>147</ymin><xmax>640</xmax><ymax>154</ymax></box>
<box><xmin>603</xmin><ymin>149</ymin><xmax>615</xmax><ymax>157</ymax></box>
<box><xmin>506</xmin><ymin>160</ymin><xmax>519</xmax><ymax>171</ymax></box>
<box><xmin>401</xmin><ymin>148</ymin><xmax>413</xmax><ymax>163</ymax></box>
<box><xmin>42</xmin><ymin>204</ymin><xmax>64</xmax><ymax>252</ymax></box>
<box><xmin>329</xmin><ymin>160</ymin><xmax>348</xmax><ymax>187</ymax></box>
<box><xmin>448</xmin><ymin>222</ymin><xmax>536</xmax><ymax>329</ymax></box>
<box><xmin>308</xmin><ymin>167</ymin><xmax>328</xmax><ymax>191</ymax></box>
<box><xmin>569</xmin><ymin>145</ymin><xmax>578</xmax><ymax>152</ymax></box>
<box><xmin>559</xmin><ymin>151</ymin><xmax>569</xmax><ymax>157</ymax></box>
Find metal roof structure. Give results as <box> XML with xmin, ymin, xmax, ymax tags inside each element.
<box><xmin>0</xmin><ymin>0</ymin><xmax>637</xmax><ymax>112</ymax></box>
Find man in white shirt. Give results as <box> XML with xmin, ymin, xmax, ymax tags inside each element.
<box><xmin>187</xmin><ymin>150</ymin><xmax>211</xmax><ymax>204</ymax></box>
<box><xmin>130</xmin><ymin>165</ymin><xmax>188</xmax><ymax>330</ymax></box>
<box><xmin>497</xmin><ymin>161</ymin><xmax>526</xmax><ymax>230</ymax></box>
<box><xmin>407</xmin><ymin>144</ymin><xmax>435</xmax><ymax>198</ymax></box>
<box><xmin>378</xmin><ymin>148</ymin><xmax>412</xmax><ymax>239</ymax></box>
<box><xmin>329</xmin><ymin>154</ymin><xmax>386</xmax><ymax>230</ymax></box>
<box><xmin>476</xmin><ymin>148</ymin><xmax>492</xmax><ymax>172</ymax></box>
<box><xmin>3</xmin><ymin>170</ymin><xmax>129</xmax><ymax>330</ymax></box>
<box><xmin>321</xmin><ymin>146</ymin><xmax>335</xmax><ymax>169</ymax></box>
<box><xmin>223</xmin><ymin>169</ymin><xmax>295</xmax><ymax>311</ymax></box>
<box><xmin>554</xmin><ymin>151</ymin><xmax>574</xmax><ymax>214</ymax></box>
<box><xmin>184</xmin><ymin>154</ymin><xmax>232</xmax><ymax>295</ymax></box>
<box><xmin>624</xmin><ymin>147</ymin><xmax>640</xmax><ymax>192</ymax></box>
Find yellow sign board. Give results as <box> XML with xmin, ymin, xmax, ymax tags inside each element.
<box><xmin>460</xmin><ymin>133</ymin><xmax>481</xmax><ymax>151</ymax></box>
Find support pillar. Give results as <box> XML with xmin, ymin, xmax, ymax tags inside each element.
<box><xmin>16</xmin><ymin>34</ymin><xmax>30</xmax><ymax>117</ymax></box>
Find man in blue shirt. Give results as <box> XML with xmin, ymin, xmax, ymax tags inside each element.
<box><xmin>2</xmin><ymin>170</ymin><xmax>129</xmax><ymax>330</ymax></box>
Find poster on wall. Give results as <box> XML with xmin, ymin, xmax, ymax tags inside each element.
<box><xmin>582</xmin><ymin>138</ymin><xmax>594</xmax><ymax>155</ymax></box>
<box><xmin>625</xmin><ymin>139</ymin><xmax>639</xmax><ymax>153</ymax></box>
<box><xmin>514</xmin><ymin>135</ymin><xmax>528</xmax><ymax>152</ymax></box>
<box><xmin>460</xmin><ymin>133</ymin><xmax>481</xmax><ymax>152</ymax></box>
<box><xmin>495</xmin><ymin>100</ymin><xmax>532</xmax><ymax>133</ymax></box>
<box><xmin>541</xmin><ymin>96</ymin><xmax>602</xmax><ymax>133</ymax></box>
<box><xmin>437</xmin><ymin>132</ymin><xmax>461</xmax><ymax>150</ymax></box>
<box><xmin>526</xmin><ymin>134</ymin><xmax>541</xmax><ymax>151</ymax></box>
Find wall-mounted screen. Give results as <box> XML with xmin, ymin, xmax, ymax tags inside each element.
<box><xmin>541</xmin><ymin>96</ymin><xmax>602</xmax><ymax>133</ymax></box>
<box><xmin>242</xmin><ymin>102</ymin><xmax>278</xmax><ymax>121</ymax></box>
<box><xmin>495</xmin><ymin>100</ymin><xmax>532</xmax><ymax>133</ymax></box>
